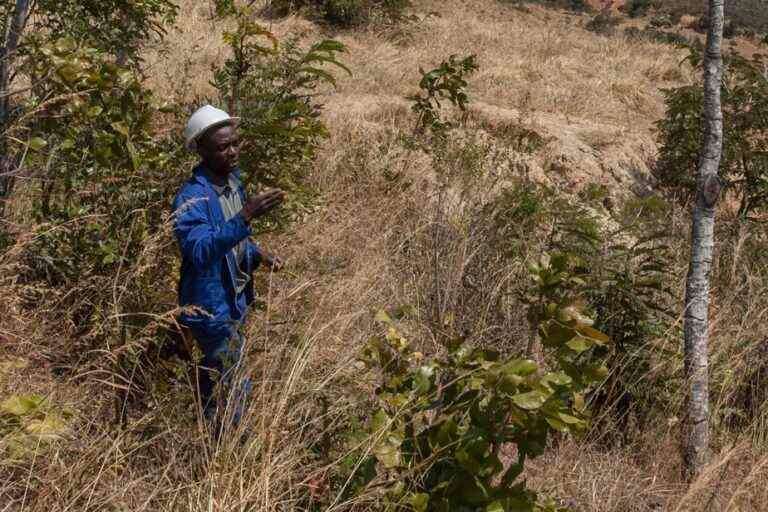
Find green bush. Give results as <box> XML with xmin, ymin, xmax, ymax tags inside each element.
<box><xmin>268</xmin><ymin>0</ymin><xmax>411</xmax><ymax>27</ymax></box>
<box><xmin>623</xmin><ymin>0</ymin><xmax>657</xmax><ymax>18</ymax></box>
<box><xmin>501</xmin><ymin>0</ymin><xmax>591</xmax><ymax>13</ymax></box>
<box><xmin>623</xmin><ymin>26</ymin><xmax>692</xmax><ymax>48</ymax></box>
<box><xmin>352</xmin><ymin>254</ymin><xmax>610</xmax><ymax>511</ymax></box>
<box><xmin>656</xmin><ymin>50</ymin><xmax>768</xmax><ymax>217</ymax></box>
<box><xmin>33</xmin><ymin>0</ymin><xmax>178</xmax><ymax>65</ymax></box>
<box><xmin>211</xmin><ymin>8</ymin><xmax>350</xmax><ymax>229</ymax></box>
<box><xmin>409</xmin><ymin>54</ymin><xmax>479</xmax><ymax>135</ymax></box>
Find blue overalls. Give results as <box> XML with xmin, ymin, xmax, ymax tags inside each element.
<box><xmin>172</xmin><ymin>165</ymin><xmax>261</xmax><ymax>426</ymax></box>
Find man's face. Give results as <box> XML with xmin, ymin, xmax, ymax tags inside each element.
<box><xmin>197</xmin><ymin>124</ymin><xmax>240</xmax><ymax>175</ymax></box>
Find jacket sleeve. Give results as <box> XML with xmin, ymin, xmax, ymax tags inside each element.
<box><xmin>174</xmin><ymin>193</ymin><xmax>251</xmax><ymax>270</ymax></box>
<box><xmin>247</xmin><ymin>239</ymin><xmax>262</xmax><ymax>270</ymax></box>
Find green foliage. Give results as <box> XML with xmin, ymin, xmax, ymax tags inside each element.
<box><xmin>212</xmin><ymin>8</ymin><xmax>350</xmax><ymax>228</ymax></box>
<box><xmin>268</xmin><ymin>0</ymin><xmax>412</xmax><ymax>27</ymax></box>
<box><xmin>20</xmin><ymin>37</ymin><xmax>175</xmax><ymax>286</ymax></box>
<box><xmin>409</xmin><ymin>55</ymin><xmax>479</xmax><ymax>134</ymax></box>
<box><xmin>353</xmin><ymin>256</ymin><xmax>610</xmax><ymax>511</ymax></box>
<box><xmin>479</xmin><ymin>182</ymin><xmax>676</xmax><ymax>439</ymax></box>
<box><xmin>1</xmin><ymin>393</ymin><xmax>70</xmax><ymax>461</ymax></box>
<box><xmin>656</xmin><ymin>50</ymin><xmax>768</xmax><ymax>217</ymax></box>
<box><xmin>501</xmin><ymin>0</ymin><xmax>591</xmax><ymax>13</ymax></box>
<box><xmin>623</xmin><ymin>26</ymin><xmax>693</xmax><ymax>48</ymax></box>
<box><xmin>33</xmin><ymin>0</ymin><xmax>178</xmax><ymax>65</ymax></box>
<box><xmin>623</xmin><ymin>0</ymin><xmax>657</xmax><ymax>18</ymax></box>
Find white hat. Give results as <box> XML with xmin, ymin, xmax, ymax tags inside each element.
<box><xmin>184</xmin><ymin>105</ymin><xmax>240</xmax><ymax>151</ymax></box>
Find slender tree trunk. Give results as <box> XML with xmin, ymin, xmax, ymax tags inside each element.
<box><xmin>0</xmin><ymin>0</ymin><xmax>31</xmax><ymax>124</ymax></box>
<box><xmin>0</xmin><ymin>0</ymin><xmax>31</xmax><ymax>218</ymax></box>
<box><xmin>683</xmin><ymin>0</ymin><xmax>725</xmax><ymax>481</ymax></box>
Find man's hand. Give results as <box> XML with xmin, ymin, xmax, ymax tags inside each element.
<box><xmin>241</xmin><ymin>189</ymin><xmax>284</xmax><ymax>222</ymax></box>
<box><xmin>262</xmin><ymin>252</ymin><xmax>284</xmax><ymax>272</ymax></box>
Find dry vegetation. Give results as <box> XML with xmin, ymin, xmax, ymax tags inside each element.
<box><xmin>2</xmin><ymin>0</ymin><xmax>768</xmax><ymax>510</ymax></box>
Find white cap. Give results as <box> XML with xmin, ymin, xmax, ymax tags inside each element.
<box><xmin>184</xmin><ymin>105</ymin><xmax>240</xmax><ymax>152</ymax></box>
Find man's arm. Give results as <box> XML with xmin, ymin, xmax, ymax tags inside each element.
<box><xmin>174</xmin><ymin>195</ymin><xmax>250</xmax><ymax>269</ymax></box>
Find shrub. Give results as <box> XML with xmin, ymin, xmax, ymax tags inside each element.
<box><xmin>33</xmin><ymin>0</ymin><xmax>178</xmax><ymax>65</ymax></box>
<box><xmin>353</xmin><ymin>254</ymin><xmax>610</xmax><ymax>511</ymax></box>
<box><xmin>502</xmin><ymin>0</ymin><xmax>592</xmax><ymax>13</ymax></box>
<box><xmin>408</xmin><ymin>54</ymin><xmax>479</xmax><ymax>135</ymax></box>
<box><xmin>649</xmin><ymin>13</ymin><xmax>673</xmax><ymax>29</ymax></box>
<box><xmin>212</xmin><ymin>8</ymin><xmax>350</xmax><ymax>229</ymax></box>
<box><xmin>656</xmin><ymin>50</ymin><xmax>768</xmax><ymax>217</ymax></box>
<box><xmin>267</xmin><ymin>0</ymin><xmax>411</xmax><ymax>27</ymax></box>
<box><xmin>626</xmin><ymin>27</ymin><xmax>692</xmax><ymax>48</ymax></box>
<box><xmin>623</xmin><ymin>0</ymin><xmax>657</xmax><ymax>18</ymax></box>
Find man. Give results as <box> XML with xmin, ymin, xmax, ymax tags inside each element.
<box><xmin>173</xmin><ymin>105</ymin><xmax>284</xmax><ymax>428</ymax></box>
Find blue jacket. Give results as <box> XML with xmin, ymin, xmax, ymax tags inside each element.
<box><xmin>173</xmin><ymin>165</ymin><xmax>261</xmax><ymax>345</ymax></box>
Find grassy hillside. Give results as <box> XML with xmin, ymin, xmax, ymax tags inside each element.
<box><xmin>2</xmin><ymin>0</ymin><xmax>768</xmax><ymax>510</ymax></box>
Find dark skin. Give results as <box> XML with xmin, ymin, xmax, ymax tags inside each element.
<box><xmin>197</xmin><ymin>123</ymin><xmax>285</xmax><ymax>271</ymax></box>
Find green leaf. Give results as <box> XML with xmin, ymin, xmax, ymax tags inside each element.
<box><xmin>1</xmin><ymin>394</ymin><xmax>45</xmax><ymax>417</ymax></box>
<box><xmin>485</xmin><ymin>500</ymin><xmax>505</xmax><ymax>512</ymax></box>
<box><xmin>407</xmin><ymin>493</ymin><xmax>430</xmax><ymax>512</ymax></box>
<box><xmin>566</xmin><ymin>336</ymin><xmax>592</xmax><ymax>353</ymax></box>
<box><xmin>57</xmin><ymin>64</ymin><xmax>80</xmax><ymax>83</ymax></box>
<box><xmin>505</xmin><ymin>358</ymin><xmax>538</xmax><ymax>376</ymax></box>
<box><xmin>511</xmin><ymin>390</ymin><xmax>547</xmax><ymax>410</ymax></box>
<box><xmin>375</xmin><ymin>309</ymin><xmax>393</xmax><ymax>325</ymax></box>
<box><xmin>111</xmin><ymin>122</ymin><xmax>130</xmax><ymax>136</ymax></box>
<box><xmin>544</xmin><ymin>414</ymin><xmax>569</xmax><ymax>432</ymax></box>
<box><xmin>87</xmin><ymin>105</ymin><xmax>103</xmax><ymax>117</ymax></box>
<box><xmin>373</xmin><ymin>433</ymin><xmax>402</xmax><ymax>468</ymax></box>
<box><xmin>413</xmin><ymin>365</ymin><xmax>434</xmax><ymax>395</ymax></box>
<box><xmin>558</xmin><ymin>412</ymin><xmax>582</xmax><ymax>424</ymax></box>
<box><xmin>28</xmin><ymin>137</ymin><xmax>48</xmax><ymax>152</ymax></box>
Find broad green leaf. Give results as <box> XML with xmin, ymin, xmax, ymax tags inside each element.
<box><xmin>511</xmin><ymin>390</ymin><xmax>547</xmax><ymax>410</ymax></box>
<box><xmin>87</xmin><ymin>105</ymin><xmax>103</xmax><ymax>117</ymax></box>
<box><xmin>566</xmin><ymin>336</ymin><xmax>592</xmax><ymax>353</ymax></box>
<box><xmin>541</xmin><ymin>371</ymin><xmax>572</xmax><ymax>387</ymax></box>
<box><xmin>558</xmin><ymin>412</ymin><xmax>582</xmax><ymax>424</ymax></box>
<box><xmin>111</xmin><ymin>122</ymin><xmax>130</xmax><ymax>136</ymax></box>
<box><xmin>505</xmin><ymin>358</ymin><xmax>538</xmax><ymax>376</ymax></box>
<box><xmin>57</xmin><ymin>64</ymin><xmax>80</xmax><ymax>83</ymax></box>
<box><xmin>413</xmin><ymin>365</ymin><xmax>434</xmax><ymax>395</ymax></box>
<box><xmin>544</xmin><ymin>414</ymin><xmax>569</xmax><ymax>432</ymax></box>
<box><xmin>373</xmin><ymin>433</ymin><xmax>402</xmax><ymax>468</ymax></box>
<box><xmin>28</xmin><ymin>137</ymin><xmax>48</xmax><ymax>151</ymax></box>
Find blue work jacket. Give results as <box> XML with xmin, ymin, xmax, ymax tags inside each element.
<box><xmin>172</xmin><ymin>165</ymin><xmax>261</xmax><ymax>346</ymax></box>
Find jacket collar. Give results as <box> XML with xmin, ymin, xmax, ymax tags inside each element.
<box><xmin>192</xmin><ymin>164</ymin><xmax>243</xmax><ymax>187</ymax></box>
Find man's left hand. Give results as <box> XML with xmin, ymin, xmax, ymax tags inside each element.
<box><xmin>262</xmin><ymin>252</ymin><xmax>284</xmax><ymax>272</ymax></box>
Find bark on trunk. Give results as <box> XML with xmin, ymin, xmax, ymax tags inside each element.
<box><xmin>0</xmin><ymin>0</ymin><xmax>31</xmax><ymax>124</ymax></box>
<box><xmin>0</xmin><ymin>0</ymin><xmax>31</xmax><ymax>218</ymax></box>
<box><xmin>683</xmin><ymin>0</ymin><xmax>725</xmax><ymax>481</ymax></box>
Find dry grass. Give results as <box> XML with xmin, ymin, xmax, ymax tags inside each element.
<box><xmin>3</xmin><ymin>0</ymin><xmax>768</xmax><ymax>510</ymax></box>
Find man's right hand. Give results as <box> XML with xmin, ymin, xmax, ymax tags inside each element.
<box><xmin>241</xmin><ymin>189</ymin><xmax>284</xmax><ymax>222</ymax></box>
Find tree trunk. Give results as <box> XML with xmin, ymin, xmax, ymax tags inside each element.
<box><xmin>683</xmin><ymin>0</ymin><xmax>725</xmax><ymax>481</ymax></box>
<box><xmin>0</xmin><ymin>0</ymin><xmax>31</xmax><ymax>124</ymax></box>
<box><xmin>0</xmin><ymin>0</ymin><xmax>31</xmax><ymax>218</ymax></box>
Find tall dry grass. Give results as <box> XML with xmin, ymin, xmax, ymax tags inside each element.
<box><xmin>3</xmin><ymin>0</ymin><xmax>768</xmax><ymax>510</ymax></box>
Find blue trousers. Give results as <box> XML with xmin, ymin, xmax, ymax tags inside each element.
<box><xmin>192</xmin><ymin>325</ymin><xmax>252</xmax><ymax>433</ymax></box>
